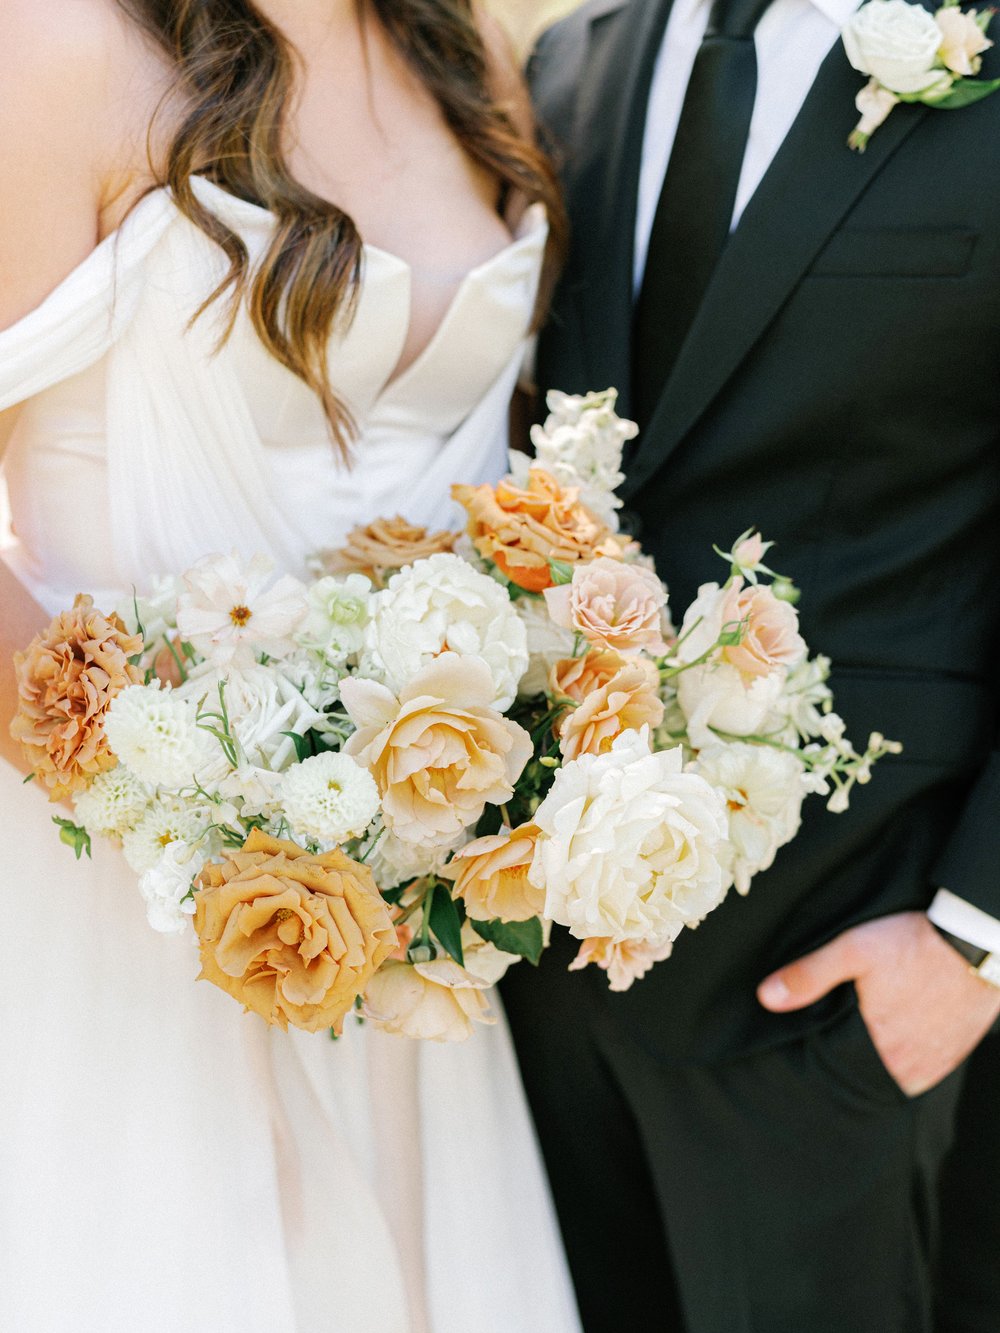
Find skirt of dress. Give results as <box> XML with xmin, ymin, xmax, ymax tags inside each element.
<box><xmin>0</xmin><ymin>761</ymin><xmax>581</xmax><ymax>1333</ymax></box>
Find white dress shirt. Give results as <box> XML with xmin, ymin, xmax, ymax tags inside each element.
<box><xmin>633</xmin><ymin>0</ymin><xmax>1000</xmax><ymax>955</ymax></box>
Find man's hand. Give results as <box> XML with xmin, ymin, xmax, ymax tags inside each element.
<box><xmin>757</xmin><ymin>912</ymin><xmax>1000</xmax><ymax>1096</ymax></box>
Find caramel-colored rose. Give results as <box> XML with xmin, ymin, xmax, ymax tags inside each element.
<box><xmin>452</xmin><ymin>466</ymin><xmax>622</xmax><ymax>592</ymax></box>
<box><xmin>550</xmin><ymin>650</ymin><xmax>664</xmax><ymax>762</ymax></box>
<box><xmin>340</xmin><ymin>654</ymin><xmax>532</xmax><ymax>848</ymax></box>
<box><xmin>10</xmin><ymin>595</ymin><xmax>144</xmax><ymax>802</ymax></box>
<box><xmin>317</xmin><ymin>517</ymin><xmax>455</xmax><ymax>586</ymax></box>
<box><xmin>193</xmin><ymin>829</ymin><xmax>397</xmax><ymax>1033</ymax></box>
<box><xmin>444</xmin><ymin>823</ymin><xmax>544</xmax><ymax>923</ymax></box>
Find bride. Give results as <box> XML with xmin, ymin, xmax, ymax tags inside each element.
<box><xmin>0</xmin><ymin>2</ymin><xmax>580</xmax><ymax>1330</ymax></box>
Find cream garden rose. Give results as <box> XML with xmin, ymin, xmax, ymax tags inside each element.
<box><xmin>530</xmin><ymin>728</ymin><xmax>730</xmax><ymax>947</ymax></box>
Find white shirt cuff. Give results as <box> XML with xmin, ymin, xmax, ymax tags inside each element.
<box><xmin>928</xmin><ymin>888</ymin><xmax>1000</xmax><ymax>955</ymax></box>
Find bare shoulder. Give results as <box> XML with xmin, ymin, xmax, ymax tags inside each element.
<box><xmin>0</xmin><ymin>0</ymin><xmax>167</xmax><ymax>331</ymax></box>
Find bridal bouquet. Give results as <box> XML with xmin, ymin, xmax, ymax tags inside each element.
<box><xmin>10</xmin><ymin>390</ymin><xmax>898</xmax><ymax>1038</ymax></box>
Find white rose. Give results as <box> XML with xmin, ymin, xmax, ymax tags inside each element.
<box><xmin>530</xmin><ymin>728</ymin><xmax>730</xmax><ymax>947</ymax></box>
<box><xmin>677</xmin><ymin>661</ymin><xmax>786</xmax><ymax>749</ymax></box>
<box><xmin>177</xmin><ymin>662</ymin><xmax>322</xmax><ymax>773</ymax></box>
<box><xmin>843</xmin><ymin>0</ymin><xmax>951</xmax><ymax>94</ymax></box>
<box><xmin>691</xmin><ymin>743</ymin><xmax>805</xmax><ymax>895</ymax></box>
<box><xmin>514</xmin><ymin>593</ymin><xmax>578</xmax><ymax>697</ymax></box>
<box><xmin>361</xmin><ymin>552</ymin><xmax>528</xmax><ymax>709</ymax></box>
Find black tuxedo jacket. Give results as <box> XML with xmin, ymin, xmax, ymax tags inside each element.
<box><xmin>530</xmin><ymin>0</ymin><xmax>1000</xmax><ymax>1061</ymax></box>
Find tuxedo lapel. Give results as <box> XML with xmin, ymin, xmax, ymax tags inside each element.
<box><xmin>564</xmin><ymin>0</ymin><xmax>674</xmax><ymax>413</ymax></box>
<box><xmin>620</xmin><ymin>39</ymin><xmax>930</xmax><ymax>500</ymax></box>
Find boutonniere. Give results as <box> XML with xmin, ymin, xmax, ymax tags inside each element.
<box><xmin>843</xmin><ymin>0</ymin><xmax>1000</xmax><ymax>150</ymax></box>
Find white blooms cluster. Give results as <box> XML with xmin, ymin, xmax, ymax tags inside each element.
<box><xmin>526</xmin><ymin>388</ymin><xmax>635</xmax><ymax>528</ymax></box>
<box><xmin>361</xmin><ymin>553</ymin><xmax>528</xmax><ymax>709</ymax></box>
<box><xmin>296</xmin><ymin>573</ymin><xmax>372</xmax><ymax>664</ymax></box>
<box><xmin>279</xmin><ymin>752</ymin><xmax>380</xmax><ymax>844</ymax></box>
<box><xmin>75</xmin><ymin>765</ymin><xmax>151</xmax><ymax>837</ymax></box>
<box><xmin>530</xmin><ymin>729</ymin><xmax>730</xmax><ymax>948</ymax></box>
<box><xmin>360</xmin><ymin>823</ymin><xmax>460</xmax><ymax>894</ymax></box>
<box><xmin>121</xmin><ymin>796</ymin><xmax>211</xmax><ymax>875</ymax></box>
<box><xmin>138</xmin><ymin>841</ymin><xmax>206</xmax><ymax>935</ymax></box>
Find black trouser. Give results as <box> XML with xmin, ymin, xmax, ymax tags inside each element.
<box><xmin>935</xmin><ymin>1032</ymin><xmax>1000</xmax><ymax>1333</ymax></box>
<box><xmin>503</xmin><ymin>948</ymin><xmax>964</xmax><ymax>1333</ymax></box>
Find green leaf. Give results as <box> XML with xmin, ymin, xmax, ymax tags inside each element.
<box><xmin>429</xmin><ymin>883</ymin><xmax>465</xmax><ymax>966</ymax></box>
<box><xmin>23</xmin><ymin>772</ymin><xmax>35</xmax><ymax>785</ymax></box>
<box><xmin>548</xmin><ymin>558</ymin><xmax>575</xmax><ymax>586</ymax></box>
<box><xmin>471</xmin><ymin>915</ymin><xmax>544</xmax><ymax>966</ymax></box>
<box><xmin>931</xmin><ymin>77</ymin><xmax>1000</xmax><ymax>110</ymax></box>
<box><xmin>52</xmin><ymin>816</ymin><xmax>92</xmax><ymax>861</ymax></box>
<box><xmin>281</xmin><ymin>729</ymin><xmax>312</xmax><ymax>763</ymax></box>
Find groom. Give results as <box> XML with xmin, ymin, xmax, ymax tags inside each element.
<box><xmin>501</xmin><ymin>0</ymin><xmax>1000</xmax><ymax>1329</ymax></box>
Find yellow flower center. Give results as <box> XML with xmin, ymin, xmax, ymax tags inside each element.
<box><xmin>158</xmin><ymin>833</ymin><xmax>175</xmax><ymax>847</ymax></box>
<box><xmin>273</xmin><ymin>908</ymin><xmax>295</xmax><ymax>923</ymax></box>
<box><xmin>229</xmin><ymin>604</ymin><xmax>253</xmax><ymax>627</ymax></box>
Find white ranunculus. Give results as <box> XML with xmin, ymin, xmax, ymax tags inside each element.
<box><xmin>74</xmin><ymin>765</ymin><xmax>152</xmax><ymax>837</ymax></box>
<box><xmin>691</xmin><ymin>743</ymin><xmax>805</xmax><ymax>894</ymax></box>
<box><xmin>514</xmin><ymin>593</ymin><xmax>578</xmax><ymax>697</ymax></box>
<box><xmin>138</xmin><ymin>840</ymin><xmax>206</xmax><ymax>935</ymax></box>
<box><xmin>677</xmin><ymin>661</ymin><xmax>786</xmax><ymax>749</ymax></box>
<box><xmin>361</xmin><ymin>552</ymin><xmax>528</xmax><ymax>709</ymax></box>
<box><xmin>105</xmin><ymin>683</ymin><xmax>218</xmax><ymax>789</ymax></box>
<box><xmin>296</xmin><ymin>573</ymin><xmax>372</xmax><ymax>663</ymax></box>
<box><xmin>530</xmin><ymin>728</ymin><xmax>730</xmax><ymax>947</ymax></box>
<box><xmin>843</xmin><ymin>0</ymin><xmax>951</xmax><ymax>94</ymax></box>
<box><xmin>279</xmin><ymin>751</ymin><xmax>380</xmax><ymax>844</ymax></box>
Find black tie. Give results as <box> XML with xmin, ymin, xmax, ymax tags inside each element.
<box><xmin>632</xmin><ymin>0</ymin><xmax>772</xmax><ymax>429</ymax></box>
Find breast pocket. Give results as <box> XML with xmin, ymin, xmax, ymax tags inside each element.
<box><xmin>808</xmin><ymin>227</ymin><xmax>979</xmax><ymax>278</ymax></box>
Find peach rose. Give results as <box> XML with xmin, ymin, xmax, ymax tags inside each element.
<box><xmin>443</xmin><ymin>823</ymin><xmax>544</xmax><ymax>923</ymax></box>
<box><xmin>937</xmin><ymin>6</ymin><xmax>992</xmax><ymax>76</ymax></box>
<box><xmin>193</xmin><ymin>829</ymin><xmax>396</xmax><ymax>1033</ymax></box>
<box><xmin>341</xmin><ymin>654</ymin><xmax>533</xmax><ymax>848</ymax></box>
<box><xmin>363</xmin><ymin>957</ymin><xmax>495</xmax><ymax>1042</ymax></box>
<box><xmin>10</xmin><ymin>595</ymin><xmax>143</xmax><ymax>802</ymax></box>
<box><xmin>569</xmin><ymin>936</ymin><xmax>674</xmax><ymax>992</ymax></box>
<box><xmin>720</xmin><ymin>580</ymin><xmax>806</xmax><ymax>679</ymax></box>
<box><xmin>550</xmin><ymin>651</ymin><xmax>664</xmax><ymax>762</ymax></box>
<box><xmin>545</xmin><ymin>556</ymin><xmax>670</xmax><ymax>656</ymax></box>
<box><xmin>452</xmin><ymin>466</ymin><xmax>622</xmax><ymax>593</ymax></box>
<box><xmin>318</xmin><ymin>517</ymin><xmax>455</xmax><ymax>586</ymax></box>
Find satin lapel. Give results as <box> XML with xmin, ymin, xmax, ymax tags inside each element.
<box><xmin>621</xmin><ymin>40</ymin><xmax>930</xmax><ymax>499</ymax></box>
<box><xmin>565</xmin><ymin>0</ymin><xmax>675</xmax><ymax>412</ymax></box>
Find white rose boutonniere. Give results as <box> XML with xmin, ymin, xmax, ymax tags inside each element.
<box><xmin>843</xmin><ymin>0</ymin><xmax>1000</xmax><ymax>150</ymax></box>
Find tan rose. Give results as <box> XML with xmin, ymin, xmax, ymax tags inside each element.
<box><xmin>544</xmin><ymin>556</ymin><xmax>671</xmax><ymax>656</ymax></box>
<box><xmin>550</xmin><ymin>650</ymin><xmax>664</xmax><ymax>762</ymax></box>
<box><xmin>10</xmin><ymin>595</ymin><xmax>143</xmax><ymax>802</ymax></box>
<box><xmin>317</xmin><ymin>516</ymin><xmax>455</xmax><ymax>586</ymax></box>
<box><xmin>443</xmin><ymin>823</ymin><xmax>544</xmax><ymax>923</ymax></box>
<box><xmin>341</xmin><ymin>654</ymin><xmax>532</xmax><ymax>848</ymax></box>
<box><xmin>720</xmin><ymin>581</ymin><xmax>806</xmax><ymax>679</ymax></box>
<box><xmin>937</xmin><ymin>6</ymin><xmax>992</xmax><ymax>75</ymax></box>
<box><xmin>193</xmin><ymin>829</ymin><xmax>396</xmax><ymax>1033</ymax></box>
<box><xmin>452</xmin><ymin>466</ymin><xmax>622</xmax><ymax>593</ymax></box>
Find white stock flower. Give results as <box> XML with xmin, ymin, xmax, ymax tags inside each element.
<box><xmin>105</xmin><ymin>683</ymin><xmax>217</xmax><ymax>789</ymax></box>
<box><xmin>527</xmin><ymin>389</ymin><xmax>635</xmax><ymax>528</ymax></box>
<box><xmin>770</xmin><ymin>654</ymin><xmax>833</xmax><ymax>741</ymax></box>
<box><xmin>361</xmin><ymin>552</ymin><xmax>528</xmax><ymax>709</ymax></box>
<box><xmin>296</xmin><ymin>574</ymin><xmax>372</xmax><ymax>663</ymax></box>
<box><xmin>514</xmin><ymin>593</ymin><xmax>578</xmax><ymax>697</ymax></box>
<box><xmin>138</xmin><ymin>841</ymin><xmax>206</xmax><ymax>935</ymax></box>
<box><xmin>843</xmin><ymin>0</ymin><xmax>951</xmax><ymax>93</ymax></box>
<box><xmin>121</xmin><ymin>797</ymin><xmax>209</xmax><ymax>874</ymax></box>
<box><xmin>530</xmin><ymin>728</ymin><xmax>730</xmax><ymax>947</ymax></box>
<box><xmin>677</xmin><ymin>662</ymin><xmax>786</xmax><ymax>749</ymax></box>
<box><xmin>176</xmin><ymin>551</ymin><xmax>309</xmax><ymax>668</ymax></box>
<box><xmin>691</xmin><ymin>743</ymin><xmax>805</xmax><ymax>895</ymax></box>
<box><xmin>279</xmin><ymin>751</ymin><xmax>380</xmax><ymax>844</ymax></box>
<box><xmin>74</xmin><ymin>765</ymin><xmax>152</xmax><ymax>837</ymax></box>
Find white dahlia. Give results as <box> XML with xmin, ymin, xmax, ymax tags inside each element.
<box><xmin>105</xmin><ymin>684</ymin><xmax>217</xmax><ymax>789</ymax></box>
<box><xmin>121</xmin><ymin>797</ymin><xmax>209</xmax><ymax>874</ymax></box>
<box><xmin>279</xmin><ymin>751</ymin><xmax>380</xmax><ymax>844</ymax></box>
<box><xmin>74</xmin><ymin>765</ymin><xmax>152</xmax><ymax>837</ymax></box>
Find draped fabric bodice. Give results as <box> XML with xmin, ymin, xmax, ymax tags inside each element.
<box><xmin>0</xmin><ymin>177</ymin><xmax>546</xmax><ymax>609</ymax></box>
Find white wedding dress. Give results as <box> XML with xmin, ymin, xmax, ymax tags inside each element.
<box><xmin>0</xmin><ymin>178</ymin><xmax>581</xmax><ymax>1333</ymax></box>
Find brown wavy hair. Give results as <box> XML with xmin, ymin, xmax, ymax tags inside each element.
<box><xmin>118</xmin><ymin>0</ymin><xmax>566</xmax><ymax>454</ymax></box>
